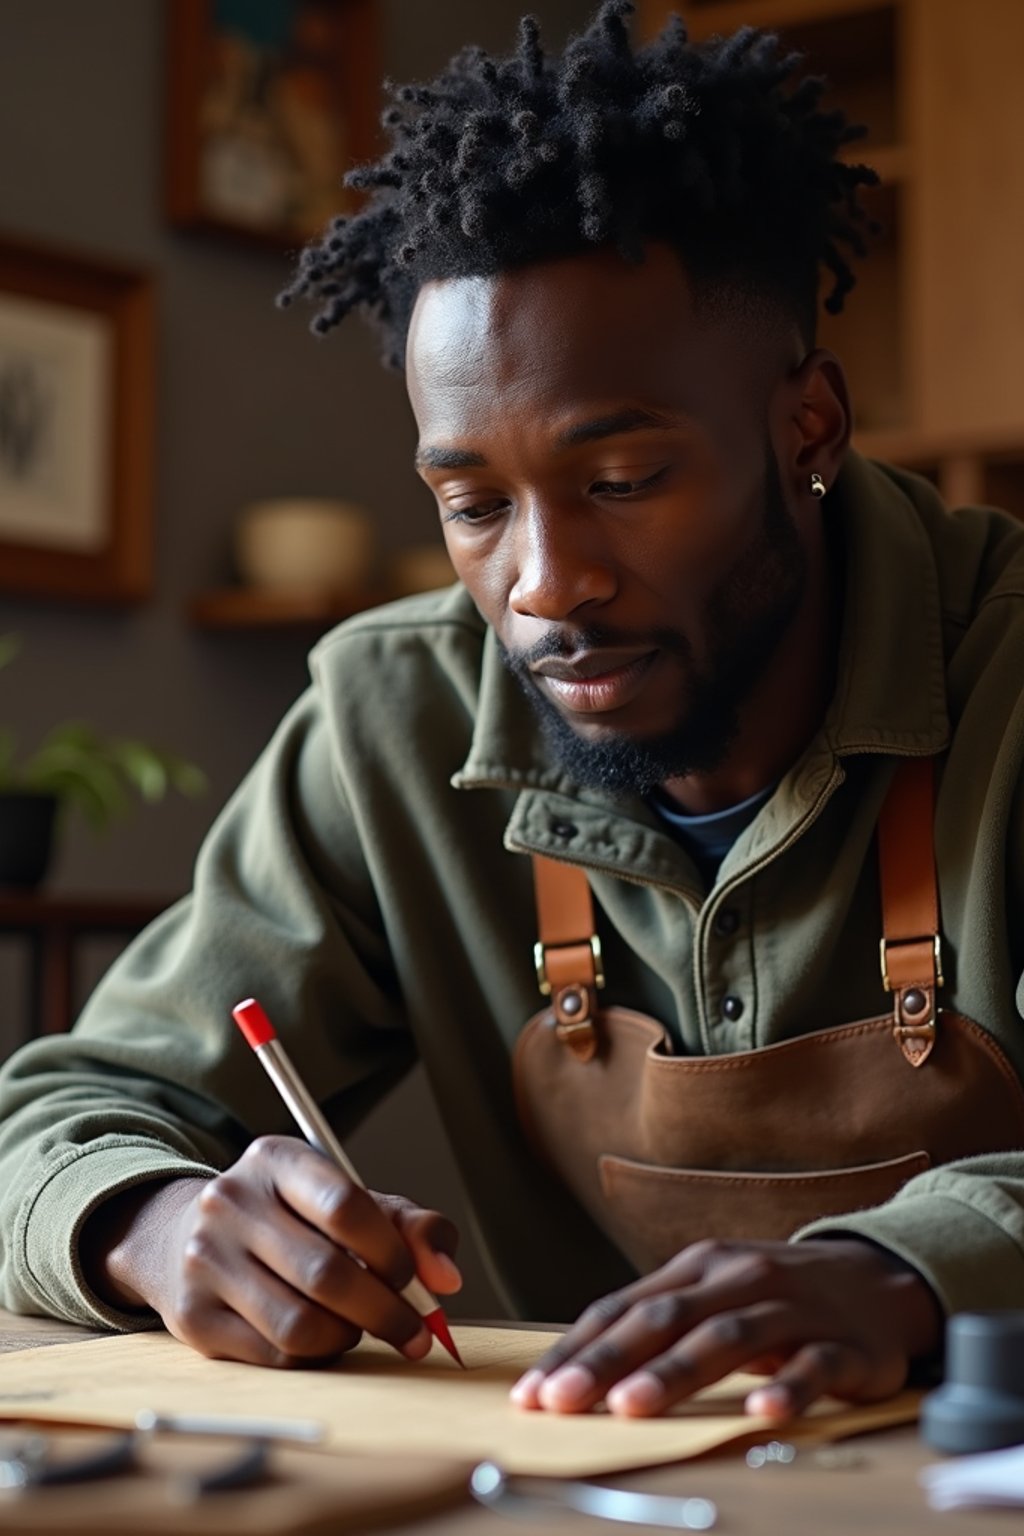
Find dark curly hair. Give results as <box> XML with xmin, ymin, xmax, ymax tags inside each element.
<box><xmin>278</xmin><ymin>0</ymin><xmax>878</xmax><ymax>368</ymax></box>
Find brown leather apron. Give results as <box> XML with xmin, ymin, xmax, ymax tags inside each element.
<box><xmin>513</xmin><ymin>758</ymin><xmax>1024</xmax><ymax>1274</ymax></box>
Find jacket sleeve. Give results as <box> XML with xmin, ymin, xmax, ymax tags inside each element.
<box><xmin>0</xmin><ymin>684</ymin><xmax>414</xmax><ymax>1330</ymax></box>
<box><xmin>794</xmin><ymin>1150</ymin><xmax>1024</xmax><ymax>1315</ymax></box>
<box><xmin>795</xmin><ymin>769</ymin><xmax>1024</xmax><ymax>1317</ymax></box>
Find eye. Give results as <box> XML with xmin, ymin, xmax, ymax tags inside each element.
<box><xmin>442</xmin><ymin>498</ymin><xmax>508</xmax><ymax>525</ymax></box>
<box><xmin>590</xmin><ymin>466</ymin><xmax>670</xmax><ymax>498</ymax></box>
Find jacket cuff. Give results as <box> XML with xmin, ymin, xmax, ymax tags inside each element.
<box><xmin>792</xmin><ymin>1182</ymin><xmax>1024</xmax><ymax>1318</ymax></box>
<box><xmin>15</xmin><ymin>1140</ymin><xmax>216</xmax><ymax>1332</ymax></box>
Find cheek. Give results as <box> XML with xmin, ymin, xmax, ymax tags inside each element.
<box><xmin>441</xmin><ymin>525</ymin><xmax>511</xmax><ymax>624</ymax></box>
<box><xmin>621</xmin><ymin>492</ymin><xmax>734</xmax><ymax>599</ymax></box>
<box><xmin>650</xmin><ymin>463</ymin><xmax>763</xmax><ymax>594</ymax></box>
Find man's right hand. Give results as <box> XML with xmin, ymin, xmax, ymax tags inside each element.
<box><xmin>79</xmin><ymin>1135</ymin><xmax>463</xmax><ymax>1367</ymax></box>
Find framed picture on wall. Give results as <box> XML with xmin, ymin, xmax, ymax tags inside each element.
<box><xmin>0</xmin><ymin>238</ymin><xmax>155</xmax><ymax>604</ymax></box>
<box><xmin>164</xmin><ymin>0</ymin><xmax>380</xmax><ymax>246</ymax></box>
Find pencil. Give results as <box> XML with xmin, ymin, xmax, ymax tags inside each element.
<box><xmin>232</xmin><ymin>996</ymin><xmax>464</xmax><ymax>1368</ymax></box>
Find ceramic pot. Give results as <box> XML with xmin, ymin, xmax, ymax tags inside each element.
<box><xmin>0</xmin><ymin>792</ymin><xmax>58</xmax><ymax>888</ymax></box>
<box><xmin>235</xmin><ymin>499</ymin><xmax>375</xmax><ymax>592</ymax></box>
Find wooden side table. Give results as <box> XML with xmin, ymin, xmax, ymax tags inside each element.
<box><xmin>0</xmin><ymin>892</ymin><xmax>174</xmax><ymax>1040</ymax></box>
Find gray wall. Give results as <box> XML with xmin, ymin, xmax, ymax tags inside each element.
<box><xmin>0</xmin><ymin>0</ymin><xmax>592</xmax><ymax>1316</ymax></box>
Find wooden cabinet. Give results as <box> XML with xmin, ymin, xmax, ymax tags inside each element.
<box><xmin>637</xmin><ymin>0</ymin><xmax>1024</xmax><ymax>517</ymax></box>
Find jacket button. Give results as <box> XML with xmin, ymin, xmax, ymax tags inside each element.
<box><xmin>722</xmin><ymin>994</ymin><xmax>744</xmax><ymax>1021</ymax></box>
<box><xmin>713</xmin><ymin>908</ymin><xmax>740</xmax><ymax>938</ymax></box>
<box><xmin>550</xmin><ymin>819</ymin><xmax>578</xmax><ymax>838</ymax></box>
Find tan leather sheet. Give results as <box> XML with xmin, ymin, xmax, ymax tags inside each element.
<box><xmin>0</xmin><ymin>1324</ymin><xmax>920</xmax><ymax>1477</ymax></box>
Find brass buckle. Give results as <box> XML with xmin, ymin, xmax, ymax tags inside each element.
<box><xmin>879</xmin><ymin>934</ymin><xmax>945</xmax><ymax>992</ymax></box>
<box><xmin>533</xmin><ymin>935</ymin><xmax>605</xmax><ymax>997</ymax></box>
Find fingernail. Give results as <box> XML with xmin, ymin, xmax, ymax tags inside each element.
<box><xmin>510</xmin><ymin>1368</ymin><xmax>545</xmax><ymax>1407</ymax></box>
<box><xmin>607</xmin><ymin>1372</ymin><xmax>666</xmax><ymax>1416</ymax></box>
<box><xmin>745</xmin><ymin>1385</ymin><xmax>791</xmax><ymax>1418</ymax></box>
<box><xmin>537</xmin><ymin>1364</ymin><xmax>596</xmax><ymax>1410</ymax></box>
<box><xmin>401</xmin><ymin>1329</ymin><xmax>432</xmax><ymax>1360</ymax></box>
<box><xmin>432</xmin><ymin>1252</ymin><xmax>463</xmax><ymax>1288</ymax></box>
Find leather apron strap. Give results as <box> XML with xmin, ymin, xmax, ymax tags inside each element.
<box><xmin>531</xmin><ymin>855</ymin><xmax>604</xmax><ymax>1062</ymax></box>
<box><xmin>877</xmin><ymin>756</ymin><xmax>944</xmax><ymax>1066</ymax></box>
<box><xmin>532</xmin><ymin>756</ymin><xmax>944</xmax><ymax>1068</ymax></box>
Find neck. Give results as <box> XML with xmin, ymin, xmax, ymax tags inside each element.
<box><xmin>660</xmin><ymin>511</ymin><xmax>838</xmax><ymax>816</ymax></box>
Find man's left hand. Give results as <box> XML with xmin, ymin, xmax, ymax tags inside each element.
<box><xmin>510</xmin><ymin>1237</ymin><xmax>943</xmax><ymax>1420</ymax></box>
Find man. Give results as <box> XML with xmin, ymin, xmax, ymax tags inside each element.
<box><xmin>1</xmin><ymin>2</ymin><xmax>1023</xmax><ymax>1424</ymax></box>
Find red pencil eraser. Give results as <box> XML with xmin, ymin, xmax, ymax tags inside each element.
<box><xmin>232</xmin><ymin>997</ymin><xmax>276</xmax><ymax>1049</ymax></box>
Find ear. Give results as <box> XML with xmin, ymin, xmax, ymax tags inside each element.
<box><xmin>770</xmin><ymin>348</ymin><xmax>852</xmax><ymax>500</ymax></box>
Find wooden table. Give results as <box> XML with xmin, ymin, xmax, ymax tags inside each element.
<box><xmin>0</xmin><ymin>1310</ymin><xmax>1002</xmax><ymax>1534</ymax></box>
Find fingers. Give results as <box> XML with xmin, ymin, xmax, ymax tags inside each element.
<box><xmin>247</xmin><ymin>1138</ymin><xmax>417</xmax><ymax>1293</ymax></box>
<box><xmin>162</xmin><ymin>1140</ymin><xmax>466</xmax><ymax>1369</ymax></box>
<box><xmin>513</xmin><ymin>1237</ymin><xmax>923</xmax><ymax>1420</ymax></box>
<box><xmin>201</xmin><ymin>1257</ymin><xmax>365</xmax><ymax>1365</ymax></box>
<box><xmin>236</xmin><ymin>1194</ymin><xmax>431</xmax><ymax>1356</ymax></box>
<box><xmin>174</xmin><ymin>1191</ymin><xmax>421</xmax><ymax>1364</ymax></box>
<box><xmin>166</xmin><ymin>1300</ymin><xmax>304</xmax><ymax>1369</ymax></box>
<box><xmin>603</xmin><ymin>1304</ymin><xmax>797</xmax><ymax>1416</ymax></box>
<box><xmin>376</xmin><ymin>1193</ymin><xmax>464</xmax><ymax>1296</ymax></box>
<box><xmin>166</xmin><ymin>1143</ymin><xmax>470</xmax><ymax>1364</ymax></box>
<box><xmin>535</xmin><ymin>1301</ymin><xmax>797</xmax><ymax>1416</ymax></box>
<box><xmin>745</xmin><ymin>1340</ymin><xmax>871</xmax><ymax>1420</ymax></box>
<box><xmin>512</xmin><ymin>1245</ymin><xmax>776</xmax><ymax>1410</ymax></box>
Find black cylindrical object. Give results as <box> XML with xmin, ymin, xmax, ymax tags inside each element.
<box><xmin>0</xmin><ymin>792</ymin><xmax>58</xmax><ymax>888</ymax></box>
<box><xmin>922</xmin><ymin>1312</ymin><xmax>1024</xmax><ymax>1454</ymax></box>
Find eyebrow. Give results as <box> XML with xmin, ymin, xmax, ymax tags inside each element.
<box><xmin>414</xmin><ymin>444</ymin><xmax>488</xmax><ymax>470</ymax></box>
<box><xmin>414</xmin><ymin>406</ymin><xmax>680</xmax><ymax>472</ymax></box>
<box><xmin>554</xmin><ymin>407</ymin><xmax>679</xmax><ymax>450</ymax></box>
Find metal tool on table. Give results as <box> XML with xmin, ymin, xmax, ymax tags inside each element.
<box><xmin>922</xmin><ymin>1311</ymin><xmax>1024</xmax><ymax>1454</ymax></box>
<box><xmin>0</xmin><ymin>1430</ymin><xmax>136</xmax><ymax>1491</ymax></box>
<box><xmin>0</xmin><ymin>1408</ymin><xmax>325</xmax><ymax>1500</ymax></box>
<box><xmin>470</xmin><ymin>1460</ymin><xmax>717</xmax><ymax>1529</ymax></box>
<box><xmin>134</xmin><ymin>1409</ymin><xmax>324</xmax><ymax>1444</ymax></box>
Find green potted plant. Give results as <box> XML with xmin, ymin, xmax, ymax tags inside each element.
<box><xmin>0</xmin><ymin>636</ymin><xmax>207</xmax><ymax>889</ymax></box>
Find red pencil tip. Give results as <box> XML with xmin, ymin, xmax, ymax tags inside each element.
<box><xmin>422</xmin><ymin>1307</ymin><xmax>464</xmax><ymax>1368</ymax></box>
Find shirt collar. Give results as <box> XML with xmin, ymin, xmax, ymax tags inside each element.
<box><xmin>822</xmin><ymin>450</ymin><xmax>949</xmax><ymax>756</ymax></box>
<box><xmin>452</xmin><ymin>448</ymin><xmax>950</xmax><ymax>797</ymax></box>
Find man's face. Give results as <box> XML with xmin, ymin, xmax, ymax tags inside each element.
<box><xmin>406</xmin><ymin>244</ymin><xmax>809</xmax><ymax>794</ymax></box>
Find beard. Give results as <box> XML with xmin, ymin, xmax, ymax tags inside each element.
<box><xmin>500</xmin><ymin>448</ymin><xmax>807</xmax><ymax>796</ymax></box>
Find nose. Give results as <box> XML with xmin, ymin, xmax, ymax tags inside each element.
<box><xmin>508</xmin><ymin>502</ymin><xmax>617</xmax><ymax>622</ymax></box>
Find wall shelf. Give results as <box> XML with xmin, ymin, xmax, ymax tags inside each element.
<box><xmin>841</xmin><ymin>142</ymin><xmax>910</xmax><ymax>186</ymax></box>
<box><xmin>188</xmin><ymin>585</ymin><xmax>392</xmax><ymax>631</ymax></box>
<box><xmin>639</xmin><ymin>0</ymin><xmax>1024</xmax><ymax>522</ymax></box>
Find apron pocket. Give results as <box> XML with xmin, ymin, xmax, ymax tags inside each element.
<box><xmin>597</xmin><ymin>1150</ymin><xmax>932</xmax><ymax>1273</ymax></box>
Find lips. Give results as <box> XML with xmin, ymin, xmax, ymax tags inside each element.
<box><xmin>531</xmin><ymin>649</ymin><xmax>659</xmax><ymax>715</ymax></box>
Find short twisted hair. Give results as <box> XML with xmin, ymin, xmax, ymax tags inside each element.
<box><xmin>278</xmin><ymin>0</ymin><xmax>878</xmax><ymax>367</ymax></box>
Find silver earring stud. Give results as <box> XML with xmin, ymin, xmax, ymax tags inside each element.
<box><xmin>810</xmin><ymin>472</ymin><xmax>826</xmax><ymax>499</ymax></box>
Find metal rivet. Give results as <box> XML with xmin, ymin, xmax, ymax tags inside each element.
<box><xmin>722</xmin><ymin>995</ymin><xmax>744</xmax><ymax>1021</ymax></box>
<box><xmin>903</xmin><ymin>988</ymin><xmax>927</xmax><ymax>1016</ymax></box>
<box><xmin>560</xmin><ymin>990</ymin><xmax>583</xmax><ymax>1016</ymax></box>
<box><xmin>746</xmin><ymin>1442</ymin><xmax>796</xmax><ymax>1468</ymax></box>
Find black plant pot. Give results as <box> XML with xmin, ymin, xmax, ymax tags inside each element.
<box><xmin>0</xmin><ymin>792</ymin><xmax>59</xmax><ymax>889</ymax></box>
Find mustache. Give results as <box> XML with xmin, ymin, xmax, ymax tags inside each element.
<box><xmin>502</xmin><ymin>624</ymin><xmax>693</xmax><ymax>673</ymax></box>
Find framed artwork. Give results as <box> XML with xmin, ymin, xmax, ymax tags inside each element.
<box><xmin>0</xmin><ymin>239</ymin><xmax>155</xmax><ymax>604</ymax></box>
<box><xmin>164</xmin><ymin>0</ymin><xmax>380</xmax><ymax>246</ymax></box>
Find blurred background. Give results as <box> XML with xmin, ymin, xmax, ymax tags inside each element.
<box><xmin>0</xmin><ymin>0</ymin><xmax>1021</xmax><ymax>1315</ymax></box>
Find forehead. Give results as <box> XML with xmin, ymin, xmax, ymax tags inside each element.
<box><xmin>405</xmin><ymin>245</ymin><xmax>752</xmax><ymax>437</ymax></box>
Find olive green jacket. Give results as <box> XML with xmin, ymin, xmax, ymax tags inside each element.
<box><xmin>1</xmin><ymin>451</ymin><xmax>1023</xmax><ymax>1329</ymax></box>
